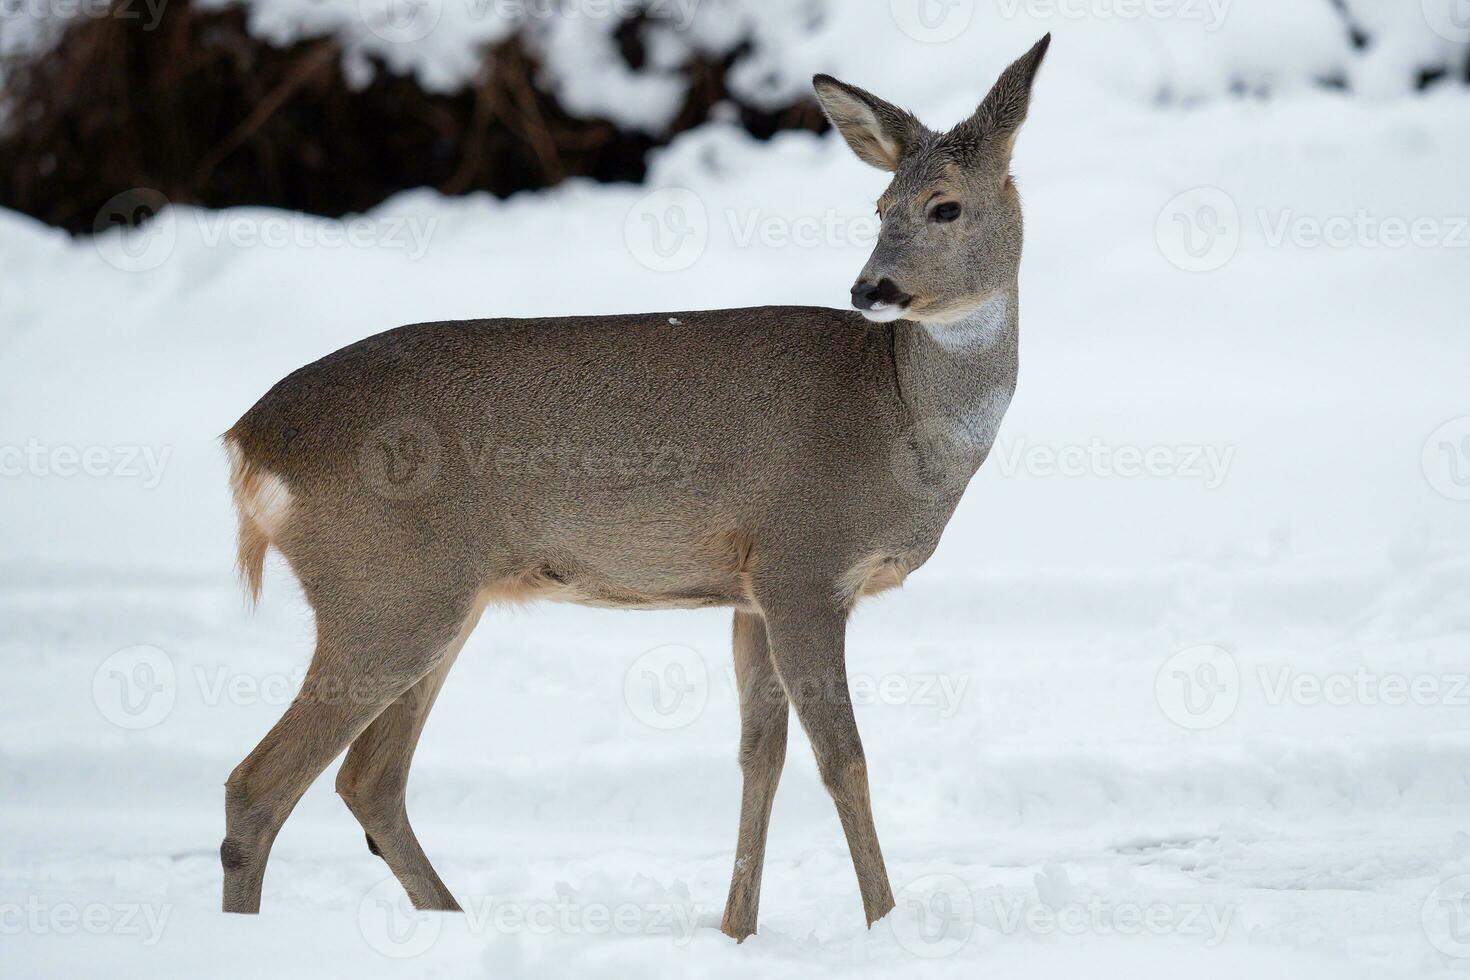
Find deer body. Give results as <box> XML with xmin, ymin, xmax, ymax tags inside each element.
<box><xmin>219</xmin><ymin>36</ymin><xmax>1049</xmax><ymax>940</ymax></box>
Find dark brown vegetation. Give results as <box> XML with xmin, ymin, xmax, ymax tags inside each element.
<box><xmin>0</xmin><ymin>2</ymin><xmax>828</xmax><ymax>234</ymax></box>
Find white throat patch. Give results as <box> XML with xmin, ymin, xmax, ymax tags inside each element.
<box><xmin>923</xmin><ymin>293</ymin><xmax>1010</xmax><ymax>351</ymax></box>
<box><xmin>860</xmin><ymin>303</ymin><xmax>907</xmax><ymax>323</ymax></box>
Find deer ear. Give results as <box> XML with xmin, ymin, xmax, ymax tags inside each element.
<box><xmin>812</xmin><ymin>74</ymin><xmax>922</xmax><ymax>172</ymax></box>
<box><xmin>954</xmin><ymin>33</ymin><xmax>1051</xmax><ymax>165</ymax></box>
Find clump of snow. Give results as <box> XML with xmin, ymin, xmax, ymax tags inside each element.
<box><xmin>5</xmin><ymin>0</ymin><xmax>1467</xmax><ymax>136</ymax></box>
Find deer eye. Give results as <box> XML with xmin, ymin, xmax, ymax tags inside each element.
<box><xmin>930</xmin><ymin>202</ymin><xmax>961</xmax><ymax>223</ymax></box>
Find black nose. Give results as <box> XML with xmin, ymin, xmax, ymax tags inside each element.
<box><xmin>850</xmin><ymin>278</ymin><xmax>912</xmax><ymax>311</ymax></box>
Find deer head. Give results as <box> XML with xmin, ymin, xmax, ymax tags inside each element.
<box><xmin>813</xmin><ymin>34</ymin><xmax>1051</xmax><ymax>325</ymax></box>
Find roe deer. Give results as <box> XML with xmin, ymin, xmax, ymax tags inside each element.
<box><xmin>220</xmin><ymin>35</ymin><xmax>1050</xmax><ymax>940</ymax></box>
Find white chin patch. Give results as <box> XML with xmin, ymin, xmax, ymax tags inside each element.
<box><xmin>860</xmin><ymin>303</ymin><xmax>907</xmax><ymax>323</ymax></box>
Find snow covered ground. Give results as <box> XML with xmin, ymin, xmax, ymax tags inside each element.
<box><xmin>3</xmin><ymin>8</ymin><xmax>1470</xmax><ymax>978</ymax></box>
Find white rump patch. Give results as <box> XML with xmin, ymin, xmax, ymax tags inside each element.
<box><xmin>225</xmin><ymin>438</ymin><xmax>293</xmax><ymax>537</ymax></box>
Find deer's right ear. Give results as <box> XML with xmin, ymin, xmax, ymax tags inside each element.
<box><xmin>812</xmin><ymin>75</ymin><xmax>921</xmax><ymax>172</ymax></box>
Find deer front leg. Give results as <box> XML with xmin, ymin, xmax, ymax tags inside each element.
<box><xmin>758</xmin><ymin>590</ymin><xmax>896</xmax><ymax>928</ymax></box>
<box><xmin>720</xmin><ymin>610</ymin><xmax>789</xmax><ymax>941</ymax></box>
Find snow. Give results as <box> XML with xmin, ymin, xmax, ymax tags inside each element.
<box><xmin>4</xmin><ymin>7</ymin><xmax>1470</xmax><ymax>979</ymax></box>
<box><xmin>4</xmin><ymin>0</ymin><xmax>1468</xmax><ymax>129</ymax></box>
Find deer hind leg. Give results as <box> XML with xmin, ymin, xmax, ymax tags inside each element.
<box><xmin>335</xmin><ymin>633</ymin><xmax>468</xmax><ymax>911</ymax></box>
<box><xmin>221</xmin><ymin>588</ymin><xmax>475</xmax><ymax>914</ymax></box>
<box><xmin>720</xmin><ymin>610</ymin><xmax>790</xmax><ymax>941</ymax></box>
<box><xmin>758</xmin><ymin>586</ymin><xmax>896</xmax><ymax>928</ymax></box>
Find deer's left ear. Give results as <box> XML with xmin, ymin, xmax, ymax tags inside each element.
<box><xmin>812</xmin><ymin>74</ymin><xmax>922</xmax><ymax>172</ymax></box>
<box><xmin>953</xmin><ymin>33</ymin><xmax>1051</xmax><ymax>165</ymax></box>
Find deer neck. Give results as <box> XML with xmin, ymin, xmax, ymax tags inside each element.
<box><xmin>892</xmin><ymin>289</ymin><xmax>1019</xmax><ymax>482</ymax></box>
